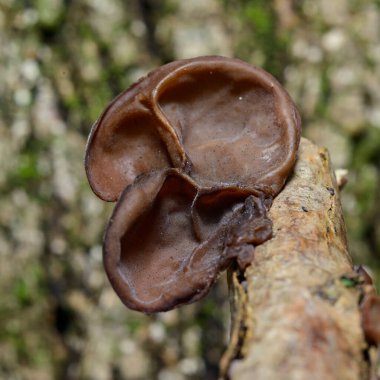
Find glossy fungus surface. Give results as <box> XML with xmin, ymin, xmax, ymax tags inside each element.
<box><xmin>85</xmin><ymin>56</ymin><xmax>301</xmax><ymax>312</ymax></box>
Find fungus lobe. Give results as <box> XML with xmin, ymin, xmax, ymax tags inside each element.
<box><xmin>361</xmin><ymin>294</ymin><xmax>380</xmax><ymax>346</ymax></box>
<box><xmin>85</xmin><ymin>56</ymin><xmax>301</xmax><ymax>313</ymax></box>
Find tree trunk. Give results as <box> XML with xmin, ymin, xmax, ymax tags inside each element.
<box><xmin>220</xmin><ymin>138</ymin><xmax>374</xmax><ymax>380</ymax></box>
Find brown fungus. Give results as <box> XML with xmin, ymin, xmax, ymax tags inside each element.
<box><xmin>85</xmin><ymin>56</ymin><xmax>301</xmax><ymax>313</ymax></box>
<box><xmin>355</xmin><ymin>264</ymin><xmax>374</xmax><ymax>286</ymax></box>
<box><xmin>361</xmin><ymin>294</ymin><xmax>380</xmax><ymax>346</ymax></box>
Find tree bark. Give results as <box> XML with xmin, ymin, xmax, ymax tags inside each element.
<box><xmin>220</xmin><ymin>138</ymin><xmax>373</xmax><ymax>380</ymax></box>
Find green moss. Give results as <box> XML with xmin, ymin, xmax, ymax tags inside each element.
<box><xmin>7</xmin><ymin>138</ymin><xmax>52</xmax><ymax>196</ymax></box>
<box><xmin>35</xmin><ymin>0</ymin><xmax>64</xmax><ymax>27</ymax></box>
<box><xmin>340</xmin><ymin>276</ymin><xmax>359</xmax><ymax>288</ymax></box>
<box><xmin>14</xmin><ymin>279</ymin><xmax>33</xmax><ymax>307</ymax></box>
<box><xmin>126</xmin><ymin>316</ymin><xmax>144</xmax><ymax>334</ymax></box>
<box><xmin>352</xmin><ymin>126</ymin><xmax>380</xmax><ymax>168</ymax></box>
<box><xmin>223</xmin><ymin>0</ymin><xmax>291</xmax><ymax>78</ymax></box>
<box><xmin>18</xmin><ymin>154</ymin><xmax>40</xmax><ymax>180</ymax></box>
<box><xmin>244</xmin><ymin>3</ymin><xmax>272</xmax><ymax>35</ymax></box>
<box><xmin>316</xmin><ymin>67</ymin><xmax>331</xmax><ymax>117</ymax></box>
<box><xmin>12</xmin><ymin>265</ymin><xmax>47</xmax><ymax>307</ymax></box>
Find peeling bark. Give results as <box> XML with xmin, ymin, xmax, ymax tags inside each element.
<box><xmin>221</xmin><ymin>138</ymin><xmax>374</xmax><ymax>380</ymax></box>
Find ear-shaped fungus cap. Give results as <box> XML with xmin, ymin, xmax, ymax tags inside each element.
<box><xmin>153</xmin><ymin>57</ymin><xmax>301</xmax><ymax>194</ymax></box>
<box><xmin>85</xmin><ymin>56</ymin><xmax>301</xmax><ymax>312</ymax></box>
<box><xmin>104</xmin><ymin>169</ymin><xmax>272</xmax><ymax>312</ymax></box>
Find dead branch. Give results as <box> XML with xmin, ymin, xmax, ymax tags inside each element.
<box><xmin>221</xmin><ymin>138</ymin><xmax>372</xmax><ymax>380</ymax></box>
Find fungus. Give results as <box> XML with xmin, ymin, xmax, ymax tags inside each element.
<box><xmin>355</xmin><ymin>265</ymin><xmax>374</xmax><ymax>286</ymax></box>
<box><xmin>361</xmin><ymin>294</ymin><xmax>380</xmax><ymax>346</ymax></box>
<box><xmin>85</xmin><ymin>56</ymin><xmax>301</xmax><ymax>313</ymax></box>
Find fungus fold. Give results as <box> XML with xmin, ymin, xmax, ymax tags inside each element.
<box><xmin>85</xmin><ymin>56</ymin><xmax>301</xmax><ymax>312</ymax></box>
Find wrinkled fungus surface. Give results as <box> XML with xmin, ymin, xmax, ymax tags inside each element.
<box><xmin>85</xmin><ymin>56</ymin><xmax>301</xmax><ymax>313</ymax></box>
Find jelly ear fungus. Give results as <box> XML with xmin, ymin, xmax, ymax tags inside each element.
<box><xmin>361</xmin><ymin>294</ymin><xmax>380</xmax><ymax>346</ymax></box>
<box><xmin>85</xmin><ymin>56</ymin><xmax>301</xmax><ymax>313</ymax></box>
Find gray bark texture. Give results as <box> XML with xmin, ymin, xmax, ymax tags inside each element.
<box><xmin>220</xmin><ymin>138</ymin><xmax>375</xmax><ymax>380</ymax></box>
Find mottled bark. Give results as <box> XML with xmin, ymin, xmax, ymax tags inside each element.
<box><xmin>221</xmin><ymin>138</ymin><xmax>371</xmax><ymax>380</ymax></box>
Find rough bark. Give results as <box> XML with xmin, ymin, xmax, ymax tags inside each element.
<box><xmin>220</xmin><ymin>138</ymin><xmax>372</xmax><ymax>380</ymax></box>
